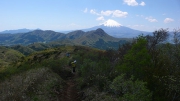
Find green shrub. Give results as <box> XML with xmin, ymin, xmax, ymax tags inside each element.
<box><xmin>110</xmin><ymin>74</ymin><xmax>152</xmax><ymax>101</ymax></box>
<box><xmin>0</xmin><ymin>68</ymin><xmax>64</xmax><ymax>101</ymax></box>
<box><xmin>42</xmin><ymin>57</ymin><xmax>69</xmax><ymax>74</ymax></box>
<box><xmin>116</xmin><ymin>35</ymin><xmax>151</xmax><ymax>80</ymax></box>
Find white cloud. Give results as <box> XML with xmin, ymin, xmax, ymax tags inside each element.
<box><xmin>100</xmin><ymin>10</ymin><xmax>128</xmax><ymax>18</ymax></box>
<box><xmin>90</xmin><ymin>9</ymin><xmax>96</xmax><ymax>14</ymax></box>
<box><xmin>128</xmin><ymin>24</ymin><xmax>144</xmax><ymax>28</ymax></box>
<box><xmin>112</xmin><ymin>10</ymin><xmax>128</xmax><ymax>18</ymax></box>
<box><xmin>164</xmin><ymin>18</ymin><xmax>174</xmax><ymax>23</ymax></box>
<box><xmin>96</xmin><ymin>16</ymin><xmax>105</xmax><ymax>21</ymax></box>
<box><xmin>139</xmin><ymin>1</ymin><xmax>145</xmax><ymax>6</ymax></box>
<box><xmin>90</xmin><ymin>9</ymin><xmax>99</xmax><ymax>15</ymax></box>
<box><xmin>136</xmin><ymin>14</ymin><xmax>144</xmax><ymax>17</ymax></box>
<box><xmin>134</xmin><ymin>24</ymin><xmax>144</xmax><ymax>27</ymax></box>
<box><xmin>145</xmin><ymin>17</ymin><xmax>158</xmax><ymax>22</ymax></box>
<box><xmin>162</xmin><ymin>13</ymin><xmax>166</xmax><ymax>15</ymax></box>
<box><xmin>101</xmin><ymin>10</ymin><xmax>113</xmax><ymax>16</ymax></box>
<box><xmin>123</xmin><ymin>0</ymin><xmax>138</xmax><ymax>6</ymax></box>
<box><xmin>84</xmin><ymin>8</ymin><xmax>88</xmax><ymax>13</ymax></box>
<box><xmin>123</xmin><ymin>0</ymin><xmax>146</xmax><ymax>6</ymax></box>
<box><xmin>89</xmin><ymin>9</ymin><xmax>128</xmax><ymax>18</ymax></box>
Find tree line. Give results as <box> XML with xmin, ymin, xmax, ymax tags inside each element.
<box><xmin>74</xmin><ymin>28</ymin><xmax>180</xmax><ymax>101</ymax></box>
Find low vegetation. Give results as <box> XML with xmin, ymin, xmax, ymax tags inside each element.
<box><xmin>0</xmin><ymin>28</ymin><xmax>180</xmax><ymax>101</ymax></box>
<box><xmin>0</xmin><ymin>68</ymin><xmax>64</xmax><ymax>101</ymax></box>
<box><xmin>0</xmin><ymin>46</ymin><xmax>24</xmax><ymax>70</ymax></box>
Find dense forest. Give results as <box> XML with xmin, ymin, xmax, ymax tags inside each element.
<box><xmin>0</xmin><ymin>28</ymin><xmax>180</xmax><ymax>101</ymax></box>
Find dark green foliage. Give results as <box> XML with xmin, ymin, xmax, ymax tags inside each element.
<box><xmin>72</xmin><ymin>47</ymin><xmax>112</xmax><ymax>91</ymax></box>
<box><xmin>1</xmin><ymin>28</ymin><xmax>180</xmax><ymax>101</ymax></box>
<box><xmin>117</xmin><ymin>35</ymin><xmax>151</xmax><ymax>79</ymax></box>
<box><xmin>110</xmin><ymin>74</ymin><xmax>152</xmax><ymax>101</ymax></box>
<box><xmin>0</xmin><ymin>46</ymin><xmax>68</xmax><ymax>81</ymax></box>
<box><xmin>11</xmin><ymin>45</ymin><xmax>35</xmax><ymax>55</ymax></box>
<box><xmin>76</xmin><ymin>29</ymin><xmax>180</xmax><ymax>101</ymax></box>
<box><xmin>0</xmin><ymin>61</ymin><xmax>40</xmax><ymax>81</ymax></box>
<box><xmin>42</xmin><ymin>57</ymin><xmax>71</xmax><ymax>79</ymax></box>
<box><xmin>94</xmin><ymin>39</ymin><xmax>127</xmax><ymax>50</ymax></box>
<box><xmin>72</xmin><ymin>45</ymin><xmax>152</xmax><ymax>100</ymax></box>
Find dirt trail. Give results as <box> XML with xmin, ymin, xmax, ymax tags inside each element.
<box><xmin>59</xmin><ymin>73</ymin><xmax>81</xmax><ymax>101</ymax></box>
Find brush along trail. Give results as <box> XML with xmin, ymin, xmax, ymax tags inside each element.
<box><xmin>59</xmin><ymin>67</ymin><xmax>81</xmax><ymax>101</ymax></box>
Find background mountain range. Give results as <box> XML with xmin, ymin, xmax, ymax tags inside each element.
<box><xmin>0</xmin><ymin>28</ymin><xmax>32</xmax><ymax>34</ymax></box>
<box><xmin>0</xmin><ymin>20</ymin><xmax>152</xmax><ymax>50</ymax></box>
<box><xmin>0</xmin><ymin>19</ymin><xmax>151</xmax><ymax>38</ymax></box>
<box><xmin>0</xmin><ymin>28</ymin><xmax>129</xmax><ymax>50</ymax></box>
<box><xmin>82</xmin><ymin>19</ymin><xmax>151</xmax><ymax>38</ymax></box>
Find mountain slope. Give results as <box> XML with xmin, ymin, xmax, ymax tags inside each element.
<box><xmin>82</xmin><ymin>19</ymin><xmax>150</xmax><ymax>38</ymax></box>
<box><xmin>72</xmin><ymin>28</ymin><xmax>127</xmax><ymax>49</ymax></box>
<box><xmin>0</xmin><ymin>46</ymin><xmax>24</xmax><ymax>69</ymax></box>
<box><xmin>74</xmin><ymin>28</ymin><xmax>120</xmax><ymax>44</ymax></box>
<box><xmin>52</xmin><ymin>28</ymin><xmax>128</xmax><ymax>49</ymax></box>
<box><xmin>65</xmin><ymin>30</ymin><xmax>85</xmax><ymax>39</ymax></box>
<box><xmin>11</xmin><ymin>45</ymin><xmax>35</xmax><ymax>55</ymax></box>
<box><xmin>0</xmin><ymin>28</ymin><xmax>128</xmax><ymax>50</ymax></box>
<box><xmin>0</xmin><ymin>30</ymin><xmax>65</xmax><ymax>45</ymax></box>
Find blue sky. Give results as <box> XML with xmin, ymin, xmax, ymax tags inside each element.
<box><xmin>0</xmin><ymin>0</ymin><xmax>180</xmax><ymax>32</ymax></box>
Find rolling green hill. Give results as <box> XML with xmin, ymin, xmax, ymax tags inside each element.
<box><xmin>0</xmin><ymin>30</ymin><xmax>65</xmax><ymax>45</ymax></box>
<box><xmin>0</xmin><ymin>46</ymin><xmax>24</xmax><ymax>70</ymax></box>
<box><xmin>11</xmin><ymin>45</ymin><xmax>35</xmax><ymax>55</ymax></box>
<box><xmin>71</xmin><ymin>28</ymin><xmax>128</xmax><ymax>49</ymax></box>
<box><xmin>0</xmin><ymin>29</ymin><xmax>129</xmax><ymax>50</ymax></box>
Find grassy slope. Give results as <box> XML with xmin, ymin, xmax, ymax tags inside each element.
<box><xmin>0</xmin><ymin>46</ymin><xmax>24</xmax><ymax>70</ymax></box>
<box><xmin>0</xmin><ymin>45</ymin><xmax>136</xmax><ymax>101</ymax></box>
<box><xmin>0</xmin><ymin>46</ymin><xmax>77</xmax><ymax>100</ymax></box>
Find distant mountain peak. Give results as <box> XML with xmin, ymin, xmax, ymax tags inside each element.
<box><xmin>0</xmin><ymin>28</ymin><xmax>32</xmax><ymax>34</ymax></box>
<box><xmin>96</xmin><ymin>28</ymin><xmax>104</xmax><ymax>32</ymax></box>
<box><xmin>102</xmin><ymin>19</ymin><xmax>122</xmax><ymax>27</ymax></box>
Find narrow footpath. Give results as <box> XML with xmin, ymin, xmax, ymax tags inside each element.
<box><xmin>59</xmin><ymin>73</ymin><xmax>81</xmax><ymax>101</ymax></box>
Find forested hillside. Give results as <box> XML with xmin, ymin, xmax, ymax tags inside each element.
<box><xmin>0</xmin><ymin>28</ymin><xmax>180</xmax><ymax>101</ymax></box>
<box><xmin>0</xmin><ymin>29</ymin><xmax>128</xmax><ymax>50</ymax></box>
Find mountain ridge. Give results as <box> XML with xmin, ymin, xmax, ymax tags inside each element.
<box><xmin>0</xmin><ymin>19</ymin><xmax>151</xmax><ymax>38</ymax></box>
<box><xmin>0</xmin><ymin>28</ymin><xmax>32</xmax><ymax>34</ymax></box>
<box><xmin>0</xmin><ymin>28</ymin><xmax>128</xmax><ymax>50</ymax></box>
<box><xmin>82</xmin><ymin>25</ymin><xmax>151</xmax><ymax>38</ymax></box>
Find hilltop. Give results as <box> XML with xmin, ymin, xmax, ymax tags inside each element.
<box><xmin>0</xmin><ymin>46</ymin><xmax>24</xmax><ymax>70</ymax></box>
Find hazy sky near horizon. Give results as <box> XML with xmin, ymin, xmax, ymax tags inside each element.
<box><xmin>0</xmin><ymin>0</ymin><xmax>180</xmax><ymax>32</ymax></box>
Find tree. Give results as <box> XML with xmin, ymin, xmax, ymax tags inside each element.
<box><xmin>146</xmin><ymin>28</ymin><xmax>169</xmax><ymax>69</ymax></box>
<box><xmin>110</xmin><ymin>74</ymin><xmax>152</xmax><ymax>101</ymax></box>
<box><xmin>173</xmin><ymin>28</ymin><xmax>180</xmax><ymax>48</ymax></box>
<box><xmin>117</xmin><ymin>35</ymin><xmax>151</xmax><ymax>80</ymax></box>
<box><xmin>147</xmin><ymin>28</ymin><xmax>169</xmax><ymax>51</ymax></box>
